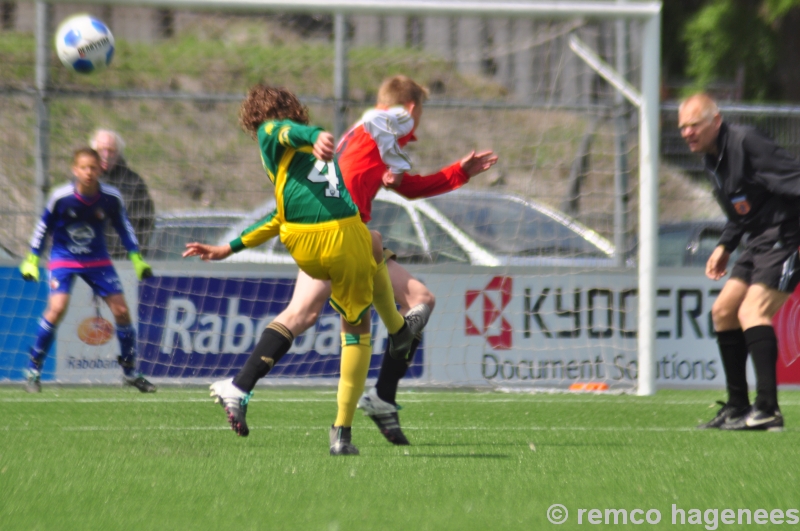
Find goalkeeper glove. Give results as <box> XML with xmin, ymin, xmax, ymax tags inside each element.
<box><xmin>129</xmin><ymin>252</ymin><xmax>153</xmax><ymax>281</ymax></box>
<box><xmin>19</xmin><ymin>253</ymin><xmax>40</xmax><ymax>282</ymax></box>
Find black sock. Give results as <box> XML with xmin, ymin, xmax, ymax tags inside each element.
<box><xmin>744</xmin><ymin>325</ymin><xmax>779</xmax><ymax>412</ymax></box>
<box><xmin>716</xmin><ymin>328</ymin><xmax>750</xmax><ymax>407</ymax></box>
<box><xmin>375</xmin><ymin>335</ymin><xmax>421</xmax><ymax>405</ymax></box>
<box><xmin>233</xmin><ymin>322</ymin><xmax>294</xmax><ymax>393</ymax></box>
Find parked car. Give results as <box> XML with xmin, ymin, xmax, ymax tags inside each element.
<box><xmin>427</xmin><ymin>191</ymin><xmax>617</xmax><ymax>267</ymax></box>
<box><xmin>221</xmin><ymin>189</ymin><xmax>617</xmax><ymax>267</ymax></box>
<box><xmin>145</xmin><ymin>210</ymin><xmax>248</xmax><ymax>260</ymax></box>
<box><xmin>656</xmin><ymin>220</ymin><xmax>740</xmax><ymax>268</ymax></box>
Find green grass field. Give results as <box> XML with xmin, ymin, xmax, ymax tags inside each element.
<box><xmin>1</xmin><ymin>387</ymin><xmax>799</xmax><ymax>530</ymax></box>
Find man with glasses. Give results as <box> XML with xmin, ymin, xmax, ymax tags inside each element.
<box><xmin>679</xmin><ymin>93</ymin><xmax>800</xmax><ymax>431</ymax></box>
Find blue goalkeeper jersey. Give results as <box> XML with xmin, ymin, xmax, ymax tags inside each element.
<box><xmin>29</xmin><ymin>182</ymin><xmax>140</xmax><ymax>270</ymax></box>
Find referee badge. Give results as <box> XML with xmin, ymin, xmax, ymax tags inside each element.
<box><xmin>731</xmin><ymin>195</ymin><xmax>751</xmax><ymax>215</ymax></box>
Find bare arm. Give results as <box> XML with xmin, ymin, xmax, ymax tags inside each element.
<box><xmin>183</xmin><ymin>242</ymin><xmax>233</xmax><ymax>261</ymax></box>
<box><xmin>459</xmin><ymin>150</ymin><xmax>499</xmax><ymax>177</ymax></box>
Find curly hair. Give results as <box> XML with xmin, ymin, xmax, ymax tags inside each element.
<box><xmin>239</xmin><ymin>84</ymin><xmax>309</xmax><ymax>138</ymax></box>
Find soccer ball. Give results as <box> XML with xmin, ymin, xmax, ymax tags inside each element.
<box><xmin>55</xmin><ymin>14</ymin><xmax>115</xmax><ymax>74</ymax></box>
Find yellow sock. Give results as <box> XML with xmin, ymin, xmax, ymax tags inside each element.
<box><xmin>372</xmin><ymin>259</ymin><xmax>404</xmax><ymax>334</ymax></box>
<box><xmin>334</xmin><ymin>333</ymin><xmax>372</xmax><ymax>426</ymax></box>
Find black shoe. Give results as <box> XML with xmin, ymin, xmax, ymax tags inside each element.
<box><xmin>123</xmin><ymin>375</ymin><xmax>157</xmax><ymax>393</ymax></box>
<box><xmin>357</xmin><ymin>388</ymin><xmax>410</xmax><ymax>445</ymax></box>
<box><xmin>368</xmin><ymin>411</ymin><xmax>410</xmax><ymax>446</ymax></box>
<box><xmin>696</xmin><ymin>401</ymin><xmax>749</xmax><ymax>429</ymax></box>
<box><xmin>387</xmin><ymin>324</ymin><xmax>414</xmax><ymax>361</ymax></box>
<box><xmin>330</xmin><ymin>425</ymin><xmax>359</xmax><ymax>456</ymax></box>
<box><xmin>719</xmin><ymin>406</ymin><xmax>784</xmax><ymax>432</ymax></box>
<box><xmin>388</xmin><ymin>303</ymin><xmax>431</xmax><ymax>360</ymax></box>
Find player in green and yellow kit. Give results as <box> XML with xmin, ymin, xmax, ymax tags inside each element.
<box><xmin>183</xmin><ymin>84</ymin><xmax>414</xmax><ymax>455</ymax></box>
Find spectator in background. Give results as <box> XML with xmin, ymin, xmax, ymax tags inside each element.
<box><xmin>90</xmin><ymin>129</ymin><xmax>155</xmax><ymax>258</ymax></box>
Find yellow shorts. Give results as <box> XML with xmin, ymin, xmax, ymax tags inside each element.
<box><xmin>280</xmin><ymin>214</ymin><xmax>376</xmax><ymax>325</ymax></box>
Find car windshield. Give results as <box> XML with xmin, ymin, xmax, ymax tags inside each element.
<box><xmin>148</xmin><ymin>217</ymin><xmax>244</xmax><ymax>260</ymax></box>
<box><xmin>367</xmin><ymin>201</ymin><xmax>430</xmax><ymax>263</ymax></box>
<box><xmin>658</xmin><ymin>225</ymin><xmax>734</xmax><ymax>267</ymax></box>
<box><xmin>658</xmin><ymin>230</ymin><xmax>691</xmax><ymax>267</ymax></box>
<box><xmin>428</xmin><ymin>195</ymin><xmax>609</xmax><ymax>258</ymax></box>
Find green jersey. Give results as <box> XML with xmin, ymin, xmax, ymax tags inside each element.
<box><xmin>231</xmin><ymin>119</ymin><xmax>359</xmax><ymax>252</ymax></box>
<box><xmin>260</xmin><ymin>119</ymin><xmax>357</xmax><ymax>222</ymax></box>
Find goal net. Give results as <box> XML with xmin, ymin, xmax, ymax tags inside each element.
<box><xmin>0</xmin><ymin>1</ymin><xmax>670</xmax><ymax>392</ymax></box>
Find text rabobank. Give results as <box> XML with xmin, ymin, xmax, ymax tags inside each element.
<box><xmin>159</xmin><ymin>297</ymin><xmax>382</xmax><ymax>356</ymax></box>
<box><xmin>136</xmin><ymin>276</ymin><xmax>422</xmax><ymax>379</ymax></box>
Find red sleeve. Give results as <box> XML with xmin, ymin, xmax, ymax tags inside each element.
<box><xmin>392</xmin><ymin>162</ymin><xmax>470</xmax><ymax>199</ymax></box>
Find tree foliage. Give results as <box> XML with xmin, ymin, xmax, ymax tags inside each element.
<box><xmin>762</xmin><ymin>0</ymin><xmax>800</xmax><ymax>21</ymax></box>
<box><xmin>682</xmin><ymin>0</ymin><xmax>778</xmax><ymax>100</ymax></box>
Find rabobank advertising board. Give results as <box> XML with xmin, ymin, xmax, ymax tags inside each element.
<box><xmin>136</xmin><ymin>274</ymin><xmax>423</xmax><ymax>382</ymax></box>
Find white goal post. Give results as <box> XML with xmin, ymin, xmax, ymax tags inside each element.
<box><xmin>14</xmin><ymin>0</ymin><xmax>662</xmax><ymax>394</ymax></box>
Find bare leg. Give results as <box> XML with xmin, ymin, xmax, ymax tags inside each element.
<box><xmin>387</xmin><ymin>259</ymin><xmax>435</xmax><ymax>314</ymax></box>
<box><xmin>104</xmin><ymin>293</ymin><xmax>131</xmax><ymax>326</ymax></box>
<box><xmin>273</xmin><ymin>269</ymin><xmax>332</xmax><ymax>337</ymax></box>
<box><xmin>43</xmin><ymin>293</ymin><xmax>71</xmax><ymax>325</ymax></box>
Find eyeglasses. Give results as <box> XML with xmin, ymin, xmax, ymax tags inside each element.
<box><xmin>678</xmin><ymin>117</ymin><xmax>712</xmax><ymax>132</ymax></box>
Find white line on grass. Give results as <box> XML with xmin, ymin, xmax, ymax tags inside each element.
<box><xmin>2</xmin><ymin>396</ymin><xmax>800</xmax><ymax>407</ymax></box>
<box><xmin>0</xmin><ymin>424</ymin><xmax>796</xmax><ymax>433</ymax></box>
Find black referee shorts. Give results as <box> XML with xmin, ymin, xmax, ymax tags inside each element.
<box><xmin>730</xmin><ymin>219</ymin><xmax>800</xmax><ymax>293</ymax></box>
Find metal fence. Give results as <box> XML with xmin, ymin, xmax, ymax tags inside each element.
<box><xmin>4</xmin><ymin>12</ymin><xmax>800</xmax><ymax>259</ymax></box>
<box><xmin>661</xmin><ymin>102</ymin><xmax>800</xmax><ymax>177</ymax></box>
<box><xmin>1</xmin><ymin>5</ymin><xmax>652</xmax><ymax>260</ymax></box>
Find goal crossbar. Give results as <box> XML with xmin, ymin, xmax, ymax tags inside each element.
<box><xmin>22</xmin><ymin>0</ymin><xmax>661</xmax><ymax>19</ymax></box>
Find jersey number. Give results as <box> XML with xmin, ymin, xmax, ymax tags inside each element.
<box><xmin>307</xmin><ymin>160</ymin><xmax>341</xmax><ymax>198</ymax></box>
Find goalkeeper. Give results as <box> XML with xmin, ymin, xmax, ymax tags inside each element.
<box><xmin>19</xmin><ymin>147</ymin><xmax>155</xmax><ymax>393</ymax></box>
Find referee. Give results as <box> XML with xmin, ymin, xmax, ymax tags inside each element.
<box><xmin>679</xmin><ymin>93</ymin><xmax>800</xmax><ymax>431</ymax></box>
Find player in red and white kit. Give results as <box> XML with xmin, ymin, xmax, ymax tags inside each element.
<box><xmin>252</xmin><ymin>75</ymin><xmax>497</xmax><ymax>444</ymax></box>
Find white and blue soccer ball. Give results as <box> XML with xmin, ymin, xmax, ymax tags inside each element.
<box><xmin>55</xmin><ymin>14</ymin><xmax>115</xmax><ymax>74</ymax></box>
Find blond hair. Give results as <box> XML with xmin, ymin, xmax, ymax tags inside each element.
<box><xmin>376</xmin><ymin>75</ymin><xmax>429</xmax><ymax>107</ymax></box>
